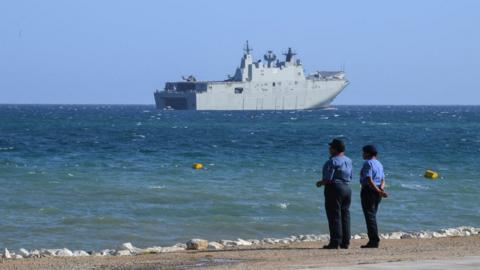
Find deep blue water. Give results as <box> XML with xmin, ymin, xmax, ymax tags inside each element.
<box><xmin>0</xmin><ymin>105</ymin><xmax>479</xmax><ymax>250</ymax></box>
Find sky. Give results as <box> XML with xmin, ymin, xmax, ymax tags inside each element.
<box><xmin>0</xmin><ymin>0</ymin><xmax>479</xmax><ymax>105</ymax></box>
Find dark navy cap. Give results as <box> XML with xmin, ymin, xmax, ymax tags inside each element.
<box><xmin>328</xmin><ymin>138</ymin><xmax>346</xmax><ymax>152</ymax></box>
<box><xmin>362</xmin><ymin>144</ymin><xmax>378</xmax><ymax>156</ymax></box>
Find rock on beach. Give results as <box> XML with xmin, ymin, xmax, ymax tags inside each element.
<box><xmin>186</xmin><ymin>239</ymin><xmax>209</xmax><ymax>250</ymax></box>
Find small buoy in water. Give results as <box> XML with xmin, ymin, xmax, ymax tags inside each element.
<box><xmin>424</xmin><ymin>170</ymin><xmax>439</xmax><ymax>179</ymax></box>
<box><xmin>192</xmin><ymin>163</ymin><xmax>203</xmax><ymax>170</ymax></box>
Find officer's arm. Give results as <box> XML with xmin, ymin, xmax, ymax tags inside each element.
<box><xmin>380</xmin><ymin>179</ymin><xmax>385</xmax><ymax>190</ymax></box>
<box><xmin>317</xmin><ymin>160</ymin><xmax>335</xmax><ymax>187</ymax></box>
<box><xmin>367</xmin><ymin>177</ymin><xmax>388</xmax><ymax>197</ymax></box>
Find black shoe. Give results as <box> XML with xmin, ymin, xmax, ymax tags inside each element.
<box><xmin>340</xmin><ymin>244</ymin><xmax>349</xmax><ymax>249</ymax></box>
<box><xmin>322</xmin><ymin>244</ymin><xmax>339</xmax><ymax>249</ymax></box>
<box><xmin>361</xmin><ymin>242</ymin><xmax>379</xmax><ymax>248</ymax></box>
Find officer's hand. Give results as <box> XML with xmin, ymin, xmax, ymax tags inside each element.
<box><xmin>379</xmin><ymin>190</ymin><xmax>388</xmax><ymax>198</ymax></box>
<box><xmin>316</xmin><ymin>181</ymin><xmax>323</xmax><ymax>188</ymax></box>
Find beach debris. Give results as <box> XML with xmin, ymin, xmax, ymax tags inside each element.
<box><xmin>424</xmin><ymin>169</ymin><xmax>439</xmax><ymax>179</ymax></box>
<box><xmin>192</xmin><ymin>163</ymin><xmax>204</xmax><ymax>170</ymax></box>
<box><xmin>3</xmin><ymin>248</ymin><xmax>12</xmax><ymax>259</ymax></box>
<box><xmin>186</xmin><ymin>239</ymin><xmax>209</xmax><ymax>250</ymax></box>
<box><xmin>207</xmin><ymin>242</ymin><xmax>224</xmax><ymax>250</ymax></box>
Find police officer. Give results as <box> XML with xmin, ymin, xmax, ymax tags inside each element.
<box><xmin>359</xmin><ymin>145</ymin><xmax>388</xmax><ymax>248</ymax></box>
<box><xmin>316</xmin><ymin>138</ymin><xmax>352</xmax><ymax>249</ymax></box>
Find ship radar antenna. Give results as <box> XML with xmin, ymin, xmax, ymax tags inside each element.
<box><xmin>283</xmin><ymin>47</ymin><xmax>296</xmax><ymax>62</ymax></box>
<box><xmin>244</xmin><ymin>40</ymin><xmax>252</xmax><ymax>55</ymax></box>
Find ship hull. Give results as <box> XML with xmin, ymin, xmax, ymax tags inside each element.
<box><xmin>154</xmin><ymin>80</ymin><xmax>349</xmax><ymax>111</ymax></box>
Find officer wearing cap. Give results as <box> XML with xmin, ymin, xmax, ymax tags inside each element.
<box><xmin>359</xmin><ymin>145</ymin><xmax>388</xmax><ymax>248</ymax></box>
<box><xmin>316</xmin><ymin>138</ymin><xmax>352</xmax><ymax>249</ymax></box>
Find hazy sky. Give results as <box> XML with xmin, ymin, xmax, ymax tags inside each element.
<box><xmin>1</xmin><ymin>0</ymin><xmax>479</xmax><ymax>105</ymax></box>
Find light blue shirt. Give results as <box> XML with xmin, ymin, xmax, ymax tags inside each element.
<box><xmin>322</xmin><ymin>155</ymin><xmax>352</xmax><ymax>184</ymax></box>
<box><xmin>360</xmin><ymin>159</ymin><xmax>385</xmax><ymax>186</ymax></box>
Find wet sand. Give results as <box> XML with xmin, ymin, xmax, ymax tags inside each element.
<box><xmin>1</xmin><ymin>235</ymin><xmax>479</xmax><ymax>270</ymax></box>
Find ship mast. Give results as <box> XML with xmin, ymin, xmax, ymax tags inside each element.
<box><xmin>244</xmin><ymin>40</ymin><xmax>252</xmax><ymax>55</ymax></box>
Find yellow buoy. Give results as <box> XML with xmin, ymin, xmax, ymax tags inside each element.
<box><xmin>192</xmin><ymin>163</ymin><xmax>204</xmax><ymax>170</ymax></box>
<box><xmin>424</xmin><ymin>170</ymin><xmax>439</xmax><ymax>179</ymax></box>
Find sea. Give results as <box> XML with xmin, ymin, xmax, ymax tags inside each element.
<box><xmin>0</xmin><ymin>105</ymin><xmax>479</xmax><ymax>250</ymax></box>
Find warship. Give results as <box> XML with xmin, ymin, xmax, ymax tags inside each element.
<box><xmin>154</xmin><ymin>42</ymin><xmax>349</xmax><ymax>110</ymax></box>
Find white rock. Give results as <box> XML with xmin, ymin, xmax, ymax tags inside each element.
<box><xmin>119</xmin><ymin>242</ymin><xmax>141</xmax><ymax>254</ymax></box>
<box><xmin>220</xmin><ymin>239</ymin><xmax>238</xmax><ymax>247</ymax></box>
<box><xmin>173</xmin><ymin>243</ymin><xmax>187</xmax><ymax>249</ymax></box>
<box><xmin>3</xmin><ymin>248</ymin><xmax>12</xmax><ymax>259</ymax></box>
<box><xmin>40</xmin><ymin>249</ymin><xmax>59</xmax><ymax>257</ymax></box>
<box><xmin>235</xmin><ymin>238</ymin><xmax>252</xmax><ymax>246</ymax></box>
<box><xmin>186</xmin><ymin>239</ymin><xmax>209</xmax><ymax>250</ymax></box>
<box><xmin>56</xmin><ymin>248</ymin><xmax>74</xmax><ymax>257</ymax></box>
<box><xmin>418</xmin><ymin>232</ymin><xmax>433</xmax><ymax>239</ymax></box>
<box><xmin>388</xmin><ymin>232</ymin><xmax>405</xmax><ymax>240</ymax></box>
<box><xmin>100</xmin><ymin>249</ymin><xmax>114</xmax><ymax>256</ymax></box>
<box><xmin>261</xmin><ymin>238</ymin><xmax>276</xmax><ymax>245</ymax></box>
<box><xmin>432</xmin><ymin>231</ymin><xmax>446</xmax><ymax>238</ymax></box>
<box><xmin>138</xmin><ymin>246</ymin><xmax>163</xmax><ymax>254</ymax></box>
<box><xmin>380</xmin><ymin>233</ymin><xmax>389</xmax><ymax>239</ymax></box>
<box><xmin>14</xmin><ymin>254</ymin><xmax>23</xmax><ymax>259</ymax></box>
<box><xmin>352</xmin><ymin>234</ymin><xmax>362</xmax><ymax>240</ymax></box>
<box><xmin>247</xmin><ymin>239</ymin><xmax>261</xmax><ymax>245</ymax></box>
<box><xmin>114</xmin><ymin>250</ymin><xmax>131</xmax><ymax>256</ymax></box>
<box><xmin>29</xmin><ymin>250</ymin><xmax>40</xmax><ymax>258</ymax></box>
<box><xmin>443</xmin><ymin>228</ymin><xmax>461</xmax><ymax>237</ymax></box>
<box><xmin>18</xmin><ymin>248</ymin><xmax>30</xmax><ymax>257</ymax></box>
<box><xmin>73</xmin><ymin>250</ymin><xmax>89</xmax><ymax>256</ymax></box>
<box><xmin>300</xmin><ymin>235</ymin><xmax>317</xmax><ymax>242</ymax></box>
<box><xmin>278</xmin><ymin>239</ymin><xmax>291</xmax><ymax>244</ymax></box>
<box><xmin>316</xmin><ymin>234</ymin><xmax>330</xmax><ymax>241</ymax></box>
<box><xmin>207</xmin><ymin>242</ymin><xmax>224</xmax><ymax>250</ymax></box>
<box><xmin>401</xmin><ymin>233</ymin><xmax>415</xmax><ymax>239</ymax></box>
<box><xmin>160</xmin><ymin>246</ymin><xmax>185</xmax><ymax>252</ymax></box>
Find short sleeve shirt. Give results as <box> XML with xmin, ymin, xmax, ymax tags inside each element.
<box><xmin>360</xmin><ymin>159</ymin><xmax>385</xmax><ymax>186</ymax></box>
<box><xmin>322</xmin><ymin>155</ymin><xmax>352</xmax><ymax>184</ymax></box>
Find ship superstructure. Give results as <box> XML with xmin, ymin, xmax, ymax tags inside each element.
<box><xmin>154</xmin><ymin>42</ymin><xmax>349</xmax><ymax>110</ymax></box>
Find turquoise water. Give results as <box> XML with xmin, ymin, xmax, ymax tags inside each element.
<box><xmin>0</xmin><ymin>105</ymin><xmax>479</xmax><ymax>250</ymax></box>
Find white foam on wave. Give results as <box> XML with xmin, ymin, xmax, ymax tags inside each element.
<box><xmin>401</xmin><ymin>183</ymin><xmax>430</xmax><ymax>190</ymax></box>
<box><xmin>278</xmin><ymin>202</ymin><xmax>289</xmax><ymax>209</ymax></box>
<box><xmin>149</xmin><ymin>185</ymin><xmax>166</xmax><ymax>190</ymax></box>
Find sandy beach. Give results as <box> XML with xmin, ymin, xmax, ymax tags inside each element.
<box><xmin>1</xmin><ymin>235</ymin><xmax>479</xmax><ymax>270</ymax></box>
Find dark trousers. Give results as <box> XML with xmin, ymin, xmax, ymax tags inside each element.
<box><xmin>324</xmin><ymin>183</ymin><xmax>351</xmax><ymax>246</ymax></box>
<box><xmin>361</xmin><ymin>187</ymin><xmax>382</xmax><ymax>244</ymax></box>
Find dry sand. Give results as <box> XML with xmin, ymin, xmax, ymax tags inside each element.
<box><xmin>1</xmin><ymin>236</ymin><xmax>479</xmax><ymax>270</ymax></box>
